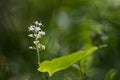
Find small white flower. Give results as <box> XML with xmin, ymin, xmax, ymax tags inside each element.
<box><xmin>28</xmin><ymin>25</ymin><xmax>35</xmax><ymax>31</ymax></box>
<box><xmin>29</xmin><ymin>46</ymin><xmax>36</xmax><ymax>49</ymax></box>
<box><xmin>28</xmin><ymin>34</ymin><xmax>34</xmax><ymax>37</ymax></box>
<box><xmin>34</xmin><ymin>21</ymin><xmax>42</xmax><ymax>26</ymax></box>
<box><xmin>35</xmin><ymin>31</ymin><xmax>45</xmax><ymax>38</ymax></box>
<box><xmin>33</xmin><ymin>41</ymin><xmax>39</xmax><ymax>44</ymax></box>
<box><xmin>35</xmin><ymin>27</ymin><xmax>41</xmax><ymax>32</ymax></box>
<box><xmin>41</xmin><ymin>45</ymin><xmax>45</xmax><ymax>50</ymax></box>
<box><xmin>34</xmin><ymin>21</ymin><xmax>39</xmax><ymax>25</ymax></box>
<box><xmin>39</xmin><ymin>31</ymin><xmax>45</xmax><ymax>36</ymax></box>
<box><xmin>37</xmin><ymin>44</ymin><xmax>45</xmax><ymax>50</ymax></box>
<box><xmin>29</xmin><ymin>46</ymin><xmax>33</xmax><ymax>49</ymax></box>
<box><xmin>38</xmin><ymin>22</ymin><xmax>42</xmax><ymax>26</ymax></box>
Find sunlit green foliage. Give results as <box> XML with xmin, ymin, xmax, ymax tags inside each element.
<box><xmin>38</xmin><ymin>47</ymin><xmax>97</xmax><ymax>76</ymax></box>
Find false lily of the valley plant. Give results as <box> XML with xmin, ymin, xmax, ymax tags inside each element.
<box><xmin>28</xmin><ymin>21</ymin><xmax>99</xmax><ymax>79</ymax></box>
<box><xmin>28</xmin><ymin>21</ymin><xmax>45</xmax><ymax>64</ymax></box>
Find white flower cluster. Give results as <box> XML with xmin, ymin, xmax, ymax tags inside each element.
<box><xmin>28</xmin><ymin>21</ymin><xmax>45</xmax><ymax>50</ymax></box>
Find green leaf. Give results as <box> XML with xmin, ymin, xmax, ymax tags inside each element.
<box><xmin>38</xmin><ymin>47</ymin><xmax>98</xmax><ymax>76</ymax></box>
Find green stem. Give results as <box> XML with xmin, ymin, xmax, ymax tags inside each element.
<box><xmin>37</xmin><ymin>46</ymin><xmax>40</xmax><ymax>64</ymax></box>
<box><xmin>43</xmin><ymin>73</ymin><xmax>50</xmax><ymax>80</ymax></box>
<box><xmin>78</xmin><ymin>60</ymin><xmax>84</xmax><ymax>80</ymax></box>
<box><xmin>35</xmin><ymin>37</ymin><xmax>40</xmax><ymax>65</ymax></box>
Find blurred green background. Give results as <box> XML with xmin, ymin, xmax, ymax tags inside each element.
<box><xmin>0</xmin><ymin>0</ymin><xmax>120</xmax><ymax>80</ymax></box>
